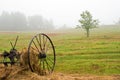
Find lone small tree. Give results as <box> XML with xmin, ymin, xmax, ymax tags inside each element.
<box><xmin>77</xmin><ymin>10</ymin><xmax>99</xmax><ymax>37</ymax></box>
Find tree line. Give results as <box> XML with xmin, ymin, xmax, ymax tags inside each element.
<box><xmin>0</xmin><ymin>11</ymin><xmax>54</xmax><ymax>31</ymax></box>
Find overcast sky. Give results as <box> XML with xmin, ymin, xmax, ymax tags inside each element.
<box><xmin>0</xmin><ymin>0</ymin><xmax>120</xmax><ymax>28</ymax></box>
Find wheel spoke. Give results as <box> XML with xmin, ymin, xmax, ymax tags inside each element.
<box><xmin>35</xmin><ymin>36</ymin><xmax>42</xmax><ymax>51</ymax></box>
<box><xmin>45</xmin><ymin>59</ymin><xmax>52</xmax><ymax>73</ymax></box>
<box><xmin>43</xmin><ymin>59</ymin><xmax>47</xmax><ymax>75</ymax></box>
<box><xmin>43</xmin><ymin>59</ymin><xmax>45</xmax><ymax>70</ymax></box>
<box><xmin>39</xmin><ymin>59</ymin><xmax>42</xmax><ymax>74</ymax></box>
<box><xmin>31</xmin><ymin>46</ymin><xmax>38</xmax><ymax>52</ymax></box>
<box><xmin>32</xmin><ymin>40</ymin><xmax>40</xmax><ymax>53</ymax></box>
<box><xmin>46</xmin><ymin>56</ymin><xmax>54</xmax><ymax>65</ymax></box>
<box><xmin>43</xmin><ymin>36</ymin><xmax>47</xmax><ymax>51</ymax></box>
<box><xmin>45</xmin><ymin>43</ymin><xmax>51</xmax><ymax>53</ymax></box>
<box><xmin>42</xmin><ymin>35</ymin><xmax>45</xmax><ymax>50</ymax></box>
<box><xmin>39</xmin><ymin>34</ymin><xmax>42</xmax><ymax>50</ymax></box>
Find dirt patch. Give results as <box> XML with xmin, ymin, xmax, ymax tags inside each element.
<box><xmin>0</xmin><ymin>64</ymin><xmax>120</xmax><ymax>80</ymax></box>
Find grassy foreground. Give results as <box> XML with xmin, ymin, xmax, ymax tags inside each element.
<box><xmin>0</xmin><ymin>25</ymin><xmax>120</xmax><ymax>75</ymax></box>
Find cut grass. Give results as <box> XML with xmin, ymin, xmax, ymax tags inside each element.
<box><xmin>56</xmin><ymin>53</ymin><xmax>120</xmax><ymax>75</ymax></box>
<box><xmin>0</xmin><ymin>25</ymin><xmax>120</xmax><ymax>75</ymax></box>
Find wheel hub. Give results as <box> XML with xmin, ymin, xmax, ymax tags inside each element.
<box><xmin>38</xmin><ymin>52</ymin><xmax>46</xmax><ymax>59</ymax></box>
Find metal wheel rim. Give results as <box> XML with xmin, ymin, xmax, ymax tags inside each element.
<box><xmin>28</xmin><ymin>33</ymin><xmax>56</xmax><ymax>75</ymax></box>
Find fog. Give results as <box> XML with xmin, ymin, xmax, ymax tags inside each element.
<box><xmin>0</xmin><ymin>11</ymin><xmax>54</xmax><ymax>31</ymax></box>
<box><xmin>0</xmin><ymin>0</ymin><xmax>120</xmax><ymax>31</ymax></box>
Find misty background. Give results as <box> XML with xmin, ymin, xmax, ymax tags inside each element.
<box><xmin>0</xmin><ymin>0</ymin><xmax>120</xmax><ymax>31</ymax></box>
<box><xmin>0</xmin><ymin>11</ymin><xmax>54</xmax><ymax>31</ymax></box>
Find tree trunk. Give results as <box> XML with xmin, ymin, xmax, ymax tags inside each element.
<box><xmin>86</xmin><ymin>29</ymin><xmax>89</xmax><ymax>37</ymax></box>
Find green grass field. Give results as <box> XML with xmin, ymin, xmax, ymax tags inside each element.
<box><xmin>0</xmin><ymin>25</ymin><xmax>120</xmax><ymax>75</ymax></box>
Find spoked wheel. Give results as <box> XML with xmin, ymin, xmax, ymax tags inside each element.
<box><xmin>28</xmin><ymin>33</ymin><xmax>56</xmax><ymax>75</ymax></box>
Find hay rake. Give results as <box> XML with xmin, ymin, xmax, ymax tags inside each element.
<box><xmin>0</xmin><ymin>33</ymin><xmax>56</xmax><ymax>75</ymax></box>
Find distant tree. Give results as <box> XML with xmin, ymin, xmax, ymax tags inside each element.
<box><xmin>0</xmin><ymin>11</ymin><xmax>27</xmax><ymax>31</ymax></box>
<box><xmin>77</xmin><ymin>10</ymin><xmax>99</xmax><ymax>37</ymax></box>
<box><xmin>0</xmin><ymin>11</ymin><xmax>11</xmax><ymax>30</ymax></box>
<box><xmin>28</xmin><ymin>15</ymin><xmax>44</xmax><ymax>30</ymax></box>
<box><xmin>28</xmin><ymin>15</ymin><xmax>54</xmax><ymax>30</ymax></box>
<box><xmin>11</xmin><ymin>12</ymin><xmax>27</xmax><ymax>30</ymax></box>
<box><xmin>43</xmin><ymin>19</ymin><xmax>54</xmax><ymax>30</ymax></box>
